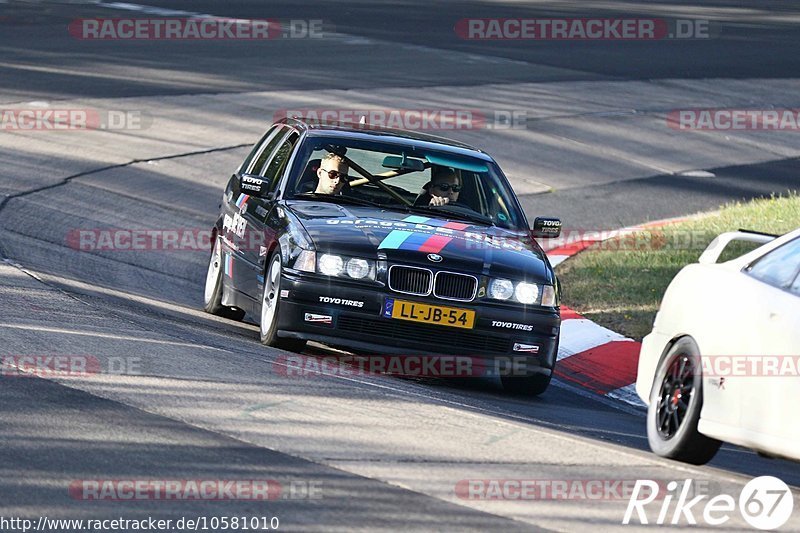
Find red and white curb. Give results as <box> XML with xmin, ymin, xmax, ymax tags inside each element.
<box><xmin>545</xmin><ymin>219</ymin><xmax>688</xmax><ymax>408</ymax></box>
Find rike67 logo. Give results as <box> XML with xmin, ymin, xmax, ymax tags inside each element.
<box><xmin>624</xmin><ymin>477</ymin><xmax>794</xmax><ymax>530</ymax></box>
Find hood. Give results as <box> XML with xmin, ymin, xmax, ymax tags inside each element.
<box><xmin>285</xmin><ymin>201</ymin><xmax>554</xmax><ymax>284</ymax></box>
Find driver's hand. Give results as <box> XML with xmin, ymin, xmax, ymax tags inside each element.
<box><xmin>429</xmin><ymin>196</ymin><xmax>450</xmax><ymax>206</ymax></box>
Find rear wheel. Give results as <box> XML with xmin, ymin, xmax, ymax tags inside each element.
<box><xmin>260</xmin><ymin>249</ymin><xmax>306</xmax><ymax>351</ymax></box>
<box><xmin>647</xmin><ymin>337</ymin><xmax>721</xmax><ymax>465</ymax></box>
<box><xmin>203</xmin><ymin>235</ymin><xmax>245</xmax><ymax>321</ymax></box>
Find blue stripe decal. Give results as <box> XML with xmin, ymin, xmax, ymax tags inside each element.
<box><xmin>402</xmin><ymin>215</ymin><xmax>429</xmax><ymax>224</ymax></box>
<box><xmin>402</xmin><ymin>215</ymin><xmax>451</xmax><ymax>227</ymax></box>
<box><xmin>378</xmin><ymin>230</ymin><xmax>414</xmax><ymax>250</ymax></box>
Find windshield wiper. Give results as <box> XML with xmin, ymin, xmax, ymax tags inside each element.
<box><xmin>404</xmin><ymin>204</ymin><xmax>495</xmax><ymax>227</ymax></box>
<box><xmin>293</xmin><ymin>193</ymin><xmax>385</xmax><ymax>208</ymax></box>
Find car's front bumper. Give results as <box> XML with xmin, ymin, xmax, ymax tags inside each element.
<box><xmin>277</xmin><ymin>271</ymin><xmax>560</xmax><ymax>376</ymax></box>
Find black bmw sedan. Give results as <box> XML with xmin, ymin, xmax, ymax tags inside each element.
<box><xmin>204</xmin><ymin>118</ymin><xmax>562</xmax><ymax>395</ymax></box>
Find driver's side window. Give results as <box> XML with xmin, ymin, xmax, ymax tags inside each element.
<box><xmin>260</xmin><ymin>134</ymin><xmax>299</xmax><ymax>193</ymax></box>
<box><xmin>247</xmin><ymin>127</ymin><xmax>288</xmax><ymax>176</ymax></box>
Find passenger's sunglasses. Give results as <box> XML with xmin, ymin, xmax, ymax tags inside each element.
<box><xmin>433</xmin><ymin>182</ymin><xmax>462</xmax><ymax>192</ymax></box>
<box><xmin>320</xmin><ymin>168</ymin><xmax>348</xmax><ymax>181</ymax></box>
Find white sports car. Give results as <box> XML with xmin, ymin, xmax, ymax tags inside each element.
<box><xmin>636</xmin><ymin>227</ymin><xmax>800</xmax><ymax>465</ymax></box>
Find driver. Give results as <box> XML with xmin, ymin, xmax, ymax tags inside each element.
<box><xmin>423</xmin><ymin>167</ymin><xmax>461</xmax><ymax>206</ymax></box>
<box><xmin>314</xmin><ymin>153</ymin><xmax>350</xmax><ymax>195</ymax></box>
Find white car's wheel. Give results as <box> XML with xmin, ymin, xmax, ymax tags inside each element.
<box><xmin>260</xmin><ymin>249</ymin><xmax>306</xmax><ymax>351</ymax></box>
<box><xmin>203</xmin><ymin>235</ymin><xmax>245</xmax><ymax>320</ymax></box>
<box><xmin>647</xmin><ymin>337</ymin><xmax>721</xmax><ymax>465</ymax></box>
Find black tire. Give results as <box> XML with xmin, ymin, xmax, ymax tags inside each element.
<box><xmin>647</xmin><ymin>337</ymin><xmax>721</xmax><ymax>465</ymax></box>
<box><xmin>259</xmin><ymin>249</ymin><xmax>306</xmax><ymax>352</ymax></box>
<box><xmin>500</xmin><ymin>336</ymin><xmax>558</xmax><ymax>396</ymax></box>
<box><xmin>501</xmin><ymin>372</ymin><xmax>551</xmax><ymax>396</ymax></box>
<box><xmin>203</xmin><ymin>235</ymin><xmax>245</xmax><ymax>321</ymax></box>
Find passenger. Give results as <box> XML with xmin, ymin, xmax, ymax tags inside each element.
<box><xmin>418</xmin><ymin>167</ymin><xmax>461</xmax><ymax>206</ymax></box>
<box><xmin>315</xmin><ymin>153</ymin><xmax>350</xmax><ymax>195</ymax></box>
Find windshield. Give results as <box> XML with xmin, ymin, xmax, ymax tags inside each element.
<box><xmin>287</xmin><ymin>136</ymin><xmax>526</xmax><ymax>230</ymax></box>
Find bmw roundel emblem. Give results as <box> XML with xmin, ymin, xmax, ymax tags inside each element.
<box><xmin>427</xmin><ymin>253</ymin><xmax>443</xmax><ymax>262</ymax></box>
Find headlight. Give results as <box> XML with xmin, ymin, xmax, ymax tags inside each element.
<box><xmin>316</xmin><ymin>254</ymin><xmax>376</xmax><ymax>281</ymax></box>
<box><xmin>318</xmin><ymin>254</ymin><xmax>344</xmax><ymax>276</ymax></box>
<box><xmin>514</xmin><ymin>282</ymin><xmax>539</xmax><ymax>305</ymax></box>
<box><xmin>346</xmin><ymin>258</ymin><xmax>371</xmax><ymax>279</ymax></box>
<box><xmin>487</xmin><ymin>278</ymin><xmax>558</xmax><ymax>306</ymax></box>
<box><xmin>489</xmin><ymin>278</ymin><xmax>514</xmax><ymax>300</ymax></box>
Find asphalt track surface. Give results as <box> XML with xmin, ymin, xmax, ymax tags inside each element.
<box><xmin>1</xmin><ymin>1</ymin><xmax>800</xmax><ymax>531</ymax></box>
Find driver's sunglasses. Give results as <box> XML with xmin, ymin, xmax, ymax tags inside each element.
<box><xmin>321</xmin><ymin>168</ymin><xmax>348</xmax><ymax>181</ymax></box>
<box><xmin>433</xmin><ymin>182</ymin><xmax>462</xmax><ymax>192</ymax></box>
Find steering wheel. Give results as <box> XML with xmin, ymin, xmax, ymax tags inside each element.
<box><xmin>429</xmin><ymin>200</ymin><xmax>472</xmax><ymax>211</ymax></box>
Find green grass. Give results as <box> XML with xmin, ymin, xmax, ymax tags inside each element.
<box><xmin>556</xmin><ymin>193</ymin><xmax>800</xmax><ymax>340</ymax></box>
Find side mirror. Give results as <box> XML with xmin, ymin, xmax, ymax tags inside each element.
<box><xmin>531</xmin><ymin>217</ymin><xmax>561</xmax><ymax>238</ymax></box>
<box><xmin>237</xmin><ymin>173</ymin><xmax>272</xmax><ymax>198</ymax></box>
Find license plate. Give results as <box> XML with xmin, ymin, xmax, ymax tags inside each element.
<box><xmin>382</xmin><ymin>298</ymin><xmax>475</xmax><ymax>329</ymax></box>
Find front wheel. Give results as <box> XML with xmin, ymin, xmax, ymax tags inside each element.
<box><xmin>647</xmin><ymin>337</ymin><xmax>721</xmax><ymax>465</ymax></box>
<box><xmin>203</xmin><ymin>235</ymin><xmax>245</xmax><ymax>321</ymax></box>
<box><xmin>260</xmin><ymin>250</ymin><xmax>306</xmax><ymax>351</ymax></box>
<box><xmin>501</xmin><ymin>373</ymin><xmax>551</xmax><ymax>396</ymax></box>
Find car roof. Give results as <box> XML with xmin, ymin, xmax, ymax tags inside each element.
<box><xmin>278</xmin><ymin>117</ymin><xmax>494</xmax><ymax>162</ymax></box>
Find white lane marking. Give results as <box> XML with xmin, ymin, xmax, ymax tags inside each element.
<box><xmin>100</xmin><ymin>2</ymin><xmax>213</xmax><ymax>18</ymax></box>
<box><xmin>606</xmin><ymin>383</ymin><xmax>646</xmax><ymax>407</ymax></box>
<box><xmin>0</xmin><ymin>323</ymin><xmax>228</xmax><ymax>351</ymax></box>
<box><xmin>547</xmin><ymin>254</ymin><xmax>569</xmax><ymax>267</ymax></box>
<box><xmin>22</xmin><ymin>269</ymin><xmax>258</xmax><ymax>333</ymax></box>
<box><xmin>678</xmin><ymin>169</ymin><xmax>716</xmax><ymax>178</ymax></box>
<box><xmin>550</xmin><ymin>378</ymin><xmax>645</xmax><ymax>417</ymax></box>
<box><xmin>558</xmin><ymin>319</ymin><xmax>632</xmax><ymax>360</ymax></box>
